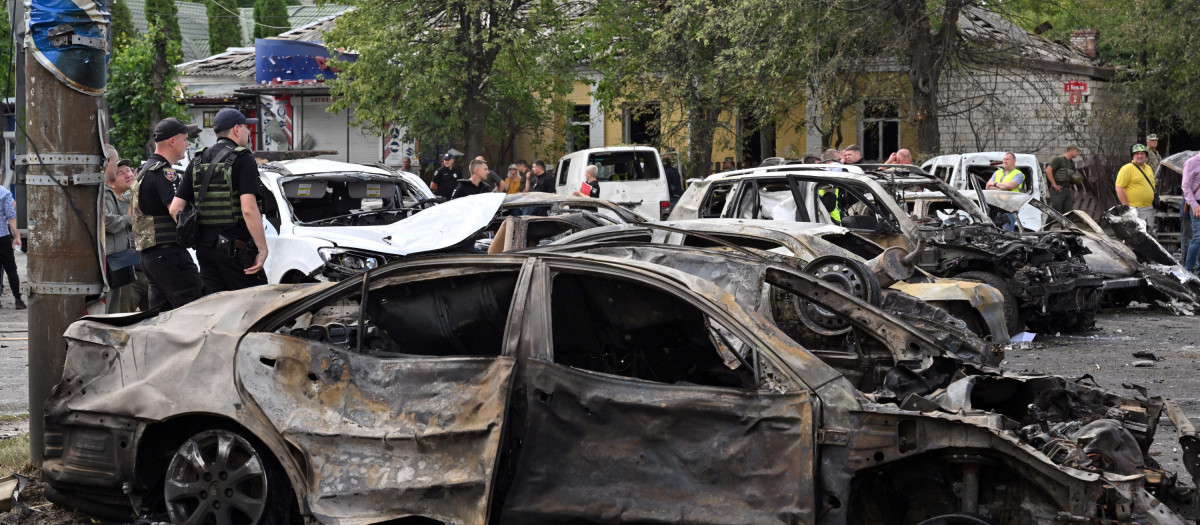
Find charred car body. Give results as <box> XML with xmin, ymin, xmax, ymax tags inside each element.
<box><xmin>670</xmin><ymin>164</ymin><xmax>1103</xmax><ymax>334</ymax></box>
<box><xmin>553</xmin><ymin>219</ymin><xmax>1010</xmax><ymax>343</ymax></box>
<box><xmin>42</xmin><ymin>249</ymin><xmax>1200</xmax><ymax>524</ymax></box>
<box><xmin>945</xmin><ymin>191</ymin><xmax>1200</xmax><ymax>314</ymax></box>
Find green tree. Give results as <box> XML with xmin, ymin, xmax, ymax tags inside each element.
<box><xmin>145</xmin><ymin>0</ymin><xmax>182</xmax><ymax>49</ymax></box>
<box><xmin>107</xmin><ymin>26</ymin><xmax>189</xmax><ymax>161</ymax></box>
<box><xmin>253</xmin><ymin>0</ymin><xmax>289</xmax><ymax>39</ymax></box>
<box><xmin>1</xmin><ymin>0</ymin><xmax>13</xmax><ymax>97</ymax></box>
<box><xmin>324</xmin><ymin>0</ymin><xmax>575</xmax><ymax>162</ymax></box>
<box><xmin>110</xmin><ymin>0</ymin><xmax>136</xmax><ymax>45</ymax></box>
<box><xmin>208</xmin><ymin>0</ymin><xmax>243</xmax><ymax>53</ymax></box>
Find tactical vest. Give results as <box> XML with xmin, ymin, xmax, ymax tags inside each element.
<box><xmin>992</xmin><ymin>168</ymin><xmax>1024</xmax><ymax>192</ymax></box>
<box><xmin>130</xmin><ymin>160</ymin><xmax>180</xmax><ymax>251</ymax></box>
<box><xmin>192</xmin><ymin>144</ymin><xmax>249</xmax><ymax>228</ymax></box>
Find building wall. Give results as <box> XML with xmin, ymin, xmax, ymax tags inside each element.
<box><xmin>937</xmin><ymin>67</ymin><xmax>1134</xmax><ymax>163</ymax></box>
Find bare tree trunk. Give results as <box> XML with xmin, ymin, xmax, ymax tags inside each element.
<box><xmin>463</xmin><ymin>96</ymin><xmax>489</xmax><ymax>164</ymax></box>
<box><xmin>889</xmin><ymin>0</ymin><xmax>964</xmax><ymax>157</ymax></box>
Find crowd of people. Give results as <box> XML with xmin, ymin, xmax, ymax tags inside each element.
<box><xmin>429</xmin><ymin>153</ymin><xmax>557</xmax><ymax>199</ymax></box>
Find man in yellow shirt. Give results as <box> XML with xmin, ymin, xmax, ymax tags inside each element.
<box><xmin>1115</xmin><ymin>143</ymin><xmax>1158</xmax><ymax>230</ymax></box>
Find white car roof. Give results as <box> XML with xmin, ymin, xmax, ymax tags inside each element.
<box><xmin>270</xmin><ymin>158</ymin><xmax>395</xmax><ymax>177</ymax></box>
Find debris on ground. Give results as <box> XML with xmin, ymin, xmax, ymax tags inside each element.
<box><xmin>1133</xmin><ymin>350</ymin><xmax>1162</xmax><ymax>361</ymax></box>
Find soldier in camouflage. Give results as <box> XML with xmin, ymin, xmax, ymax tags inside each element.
<box><xmin>131</xmin><ymin>118</ymin><xmax>203</xmax><ymax>310</ymax></box>
<box><xmin>170</xmin><ymin>108</ymin><xmax>269</xmax><ymax>295</ymax></box>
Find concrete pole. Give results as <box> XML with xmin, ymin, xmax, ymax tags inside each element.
<box><xmin>24</xmin><ymin>48</ymin><xmax>103</xmax><ymax>465</ymax></box>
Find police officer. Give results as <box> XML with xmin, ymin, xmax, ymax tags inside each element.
<box><xmin>430</xmin><ymin>152</ymin><xmax>461</xmax><ymax>200</ymax></box>
<box><xmin>170</xmin><ymin>107</ymin><xmax>268</xmax><ymax>295</ymax></box>
<box><xmin>132</xmin><ymin>118</ymin><xmax>204</xmax><ymax>310</ymax></box>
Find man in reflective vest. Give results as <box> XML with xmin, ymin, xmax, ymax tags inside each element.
<box><xmin>985</xmin><ymin>152</ymin><xmax>1024</xmax><ymax>230</ymax></box>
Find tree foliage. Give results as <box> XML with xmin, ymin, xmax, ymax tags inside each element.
<box><xmin>1</xmin><ymin>0</ymin><xmax>13</xmax><ymax>97</ymax></box>
<box><xmin>324</xmin><ymin>0</ymin><xmax>576</xmax><ymax>162</ymax></box>
<box><xmin>208</xmin><ymin>0</ymin><xmax>244</xmax><ymax>53</ymax></box>
<box><xmin>106</xmin><ymin>26</ymin><xmax>189</xmax><ymax>163</ymax></box>
<box><xmin>145</xmin><ymin>0</ymin><xmax>182</xmax><ymax>49</ymax></box>
<box><xmin>253</xmin><ymin>0</ymin><xmax>289</xmax><ymax>39</ymax></box>
<box><xmin>1040</xmin><ymin>0</ymin><xmax>1200</xmax><ymax>136</ymax></box>
<box><xmin>110</xmin><ymin>0</ymin><xmax>136</xmax><ymax>45</ymax></box>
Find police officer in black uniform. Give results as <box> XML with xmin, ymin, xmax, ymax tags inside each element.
<box><xmin>451</xmin><ymin>158</ymin><xmax>494</xmax><ymax>199</ymax></box>
<box><xmin>170</xmin><ymin>108</ymin><xmax>268</xmax><ymax>295</ymax></box>
<box><xmin>132</xmin><ymin>118</ymin><xmax>204</xmax><ymax>310</ymax></box>
<box><xmin>430</xmin><ymin>152</ymin><xmax>462</xmax><ymax>200</ymax></box>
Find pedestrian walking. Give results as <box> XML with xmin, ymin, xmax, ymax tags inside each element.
<box><xmin>132</xmin><ymin>118</ymin><xmax>204</xmax><ymax>310</ymax></box>
<box><xmin>1115</xmin><ymin>144</ymin><xmax>1158</xmax><ymax>231</ymax></box>
<box><xmin>170</xmin><ymin>108</ymin><xmax>268</xmax><ymax>295</ymax></box>
<box><xmin>0</xmin><ymin>179</ymin><xmax>22</xmax><ymax>309</ymax></box>
<box><xmin>1045</xmin><ymin>145</ymin><xmax>1081</xmax><ymax>215</ymax></box>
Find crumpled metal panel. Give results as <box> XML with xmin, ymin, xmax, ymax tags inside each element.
<box><xmin>502</xmin><ymin>360</ymin><xmax>815</xmax><ymax>524</ymax></box>
<box><xmin>888</xmin><ymin>280</ymin><xmax>1010</xmax><ymax>342</ymax></box>
<box><xmin>236</xmin><ymin>333</ymin><xmax>515</xmax><ymax>524</ymax></box>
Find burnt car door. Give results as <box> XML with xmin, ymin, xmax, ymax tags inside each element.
<box><xmin>236</xmin><ymin>260</ymin><xmax>528</xmax><ymax>523</ymax></box>
<box><xmin>500</xmin><ymin>261</ymin><xmax>818</xmax><ymax>524</ymax></box>
<box><xmin>781</xmin><ymin>175</ymin><xmax>911</xmax><ymax>250</ymax></box>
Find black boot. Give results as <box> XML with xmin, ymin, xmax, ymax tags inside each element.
<box><xmin>14</xmin><ymin>295</ymin><xmax>26</xmax><ymax>310</ymax></box>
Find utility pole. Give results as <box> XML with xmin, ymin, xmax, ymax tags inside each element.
<box><xmin>23</xmin><ymin>0</ymin><xmax>107</xmax><ymax>464</ymax></box>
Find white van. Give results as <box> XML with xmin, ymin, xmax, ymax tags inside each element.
<box><xmin>922</xmin><ymin>152</ymin><xmax>1046</xmax><ymax>230</ymax></box>
<box><xmin>555</xmin><ymin>146</ymin><xmax>671</xmax><ymax>220</ymax></box>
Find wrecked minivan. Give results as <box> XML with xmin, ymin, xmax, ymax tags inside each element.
<box><xmin>42</xmin><ymin>251</ymin><xmax>1200</xmax><ymax>524</ymax></box>
<box><xmin>670</xmin><ymin>164</ymin><xmax>1103</xmax><ymax>334</ymax></box>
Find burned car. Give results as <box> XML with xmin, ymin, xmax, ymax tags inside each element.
<box><xmin>552</xmin><ymin>218</ymin><xmax>1010</xmax><ymax>342</ymax></box>
<box><xmin>938</xmin><ymin>191</ymin><xmax>1200</xmax><ymax>313</ymax></box>
<box><xmin>42</xmin><ymin>250</ymin><xmax>1200</xmax><ymax>524</ymax></box>
<box><xmin>670</xmin><ymin>164</ymin><xmax>1103</xmax><ymax>334</ymax></box>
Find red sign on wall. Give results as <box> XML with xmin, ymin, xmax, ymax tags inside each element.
<box><xmin>1064</xmin><ymin>81</ymin><xmax>1088</xmax><ymax>93</ymax></box>
<box><xmin>1068</xmin><ymin>92</ymin><xmax>1083</xmax><ymax>105</ymax></box>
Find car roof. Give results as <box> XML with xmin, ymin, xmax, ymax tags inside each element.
<box><xmin>268</xmin><ymin>158</ymin><xmax>395</xmax><ymax>177</ymax></box>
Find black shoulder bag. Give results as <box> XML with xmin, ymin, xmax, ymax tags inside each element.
<box><xmin>177</xmin><ymin>147</ymin><xmax>235</xmax><ymax>248</ymax></box>
<box><xmin>1134</xmin><ymin>165</ymin><xmax>1162</xmax><ymax>209</ymax></box>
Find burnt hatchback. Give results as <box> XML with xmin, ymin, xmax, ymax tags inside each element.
<box><xmin>41</xmin><ymin>252</ymin><xmax>1197</xmax><ymax>524</ymax></box>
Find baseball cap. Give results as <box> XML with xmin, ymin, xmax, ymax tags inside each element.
<box><xmin>442</xmin><ymin>152</ymin><xmax>455</xmax><ymax>160</ymax></box>
<box><xmin>1147</xmin><ymin>134</ymin><xmax>1159</xmax><ymax>141</ymax></box>
<box><xmin>153</xmin><ymin>118</ymin><xmax>201</xmax><ymax>142</ymax></box>
<box><xmin>1131</xmin><ymin>144</ymin><xmax>1148</xmax><ymax>155</ymax></box>
<box><xmin>117</xmin><ymin>159</ymin><xmax>130</xmax><ymax>168</ymax></box>
<box><xmin>213</xmin><ymin>108</ymin><xmax>259</xmax><ymax>133</ymax></box>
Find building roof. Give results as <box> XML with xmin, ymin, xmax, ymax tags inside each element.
<box><xmin>176</xmin><ymin>10</ymin><xmax>349</xmax><ymax>79</ymax></box>
<box><xmin>958</xmin><ymin>6</ymin><xmax>1115</xmax><ymax>80</ymax></box>
<box><xmin>127</xmin><ymin>0</ymin><xmax>349</xmax><ymax>62</ymax></box>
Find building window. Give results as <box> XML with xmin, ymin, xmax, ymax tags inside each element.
<box><xmin>862</xmin><ymin>100</ymin><xmax>900</xmax><ymax>163</ymax></box>
<box><xmin>202</xmin><ymin>110</ymin><xmax>218</xmax><ymax>129</ymax></box>
<box><xmin>624</xmin><ymin>103</ymin><xmax>661</xmax><ymax>147</ymax></box>
<box><xmin>567</xmin><ymin>104</ymin><xmax>591</xmax><ymax>153</ymax></box>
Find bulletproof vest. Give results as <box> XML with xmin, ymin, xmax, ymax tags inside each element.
<box><xmin>130</xmin><ymin>160</ymin><xmax>180</xmax><ymax>251</ymax></box>
<box><xmin>193</xmin><ymin>144</ymin><xmax>249</xmax><ymax>227</ymax></box>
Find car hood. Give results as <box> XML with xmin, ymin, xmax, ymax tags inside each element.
<box><xmin>296</xmin><ymin>193</ymin><xmax>505</xmax><ymax>256</ymax></box>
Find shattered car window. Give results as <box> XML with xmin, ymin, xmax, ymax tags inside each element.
<box><xmin>549</xmin><ymin>270</ymin><xmax>761</xmax><ymax>390</ymax></box>
<box><xmin>275</xmin><ymin>269</ymin><xmax>519</xmax><ymax>357</ymax></box>
<box><xmin>699</xmin><ymin>181</ymin><xmax>736</xmax><ymax>218</ymax></box>
<box><xmin>281</xmin><ymin>173</ymin><xmax>423</xmax><ymax>226</ymax></box>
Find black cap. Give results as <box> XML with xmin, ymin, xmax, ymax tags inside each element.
<box><xmin>153</xmin><ymin>118</ymin><xmax>201</xmax><ymax>142</ymax></box>
<box><xmin>213</xmin><ymin>107</ymin><xmax>259</xmax><ymax>133</ymax></box>
<box><xmin>442</xmin><ymin>152</ymin><xmax>455</xmax><ymax>160</ymax></box>
<box><xmin>117</xmin><ymin>159</ymin><xmax>130</xmax><ymax>168</ymax></box>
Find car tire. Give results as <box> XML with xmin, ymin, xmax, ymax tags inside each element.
<box><xmin>163</xmin><ymin>428</ymin><xmax>295</xmax><ymax>525</ymax></box>
<box><xmin>956</xmin><ymin>271</ymin><xmax>1022</xmax><ymax>335</ymax></box>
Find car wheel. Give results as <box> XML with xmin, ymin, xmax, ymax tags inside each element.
<box><xmin>164</xmin><ymin>428</ymin><xmax>289</xmax><ymax>525</ymax></box>
<box><xmin>956</xmin><ymin>271</ymin><xmax>1022</xmax><ymax>335</ymax></box>
<box><xmin>797</xmin><ymin>256</ymin><xmax>882</xmax><ymax>336</ymax></box>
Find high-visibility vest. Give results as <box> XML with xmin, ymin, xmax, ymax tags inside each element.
<box><xmin>992</xmin><ymin>168</ymin><xmax>1023</xmax><ymax>192</ymax></box>
<box><xmin>819</xmin><ymin>188</ymin><xmax>841</xmax><ymax>221</ymax></box>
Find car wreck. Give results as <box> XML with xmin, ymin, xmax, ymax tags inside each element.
<box><xmin>41</xmin><ymin>249</ymin><xmax>1200</xmax><ymax>524</ymax></box>
<box><xmin>670</xmin><ymin>164</ymin><xmax>1104</xmax><ymax>334</ymax></box>
<box><xmin>964</xmin><ymin>191</ymin><xmax>1200</xmax><ymax>314</ymax></box>
<box><xmin>552</xmin><ymin>219</ymin><xmax>1011</xmax><ymax>343</ymax></box>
